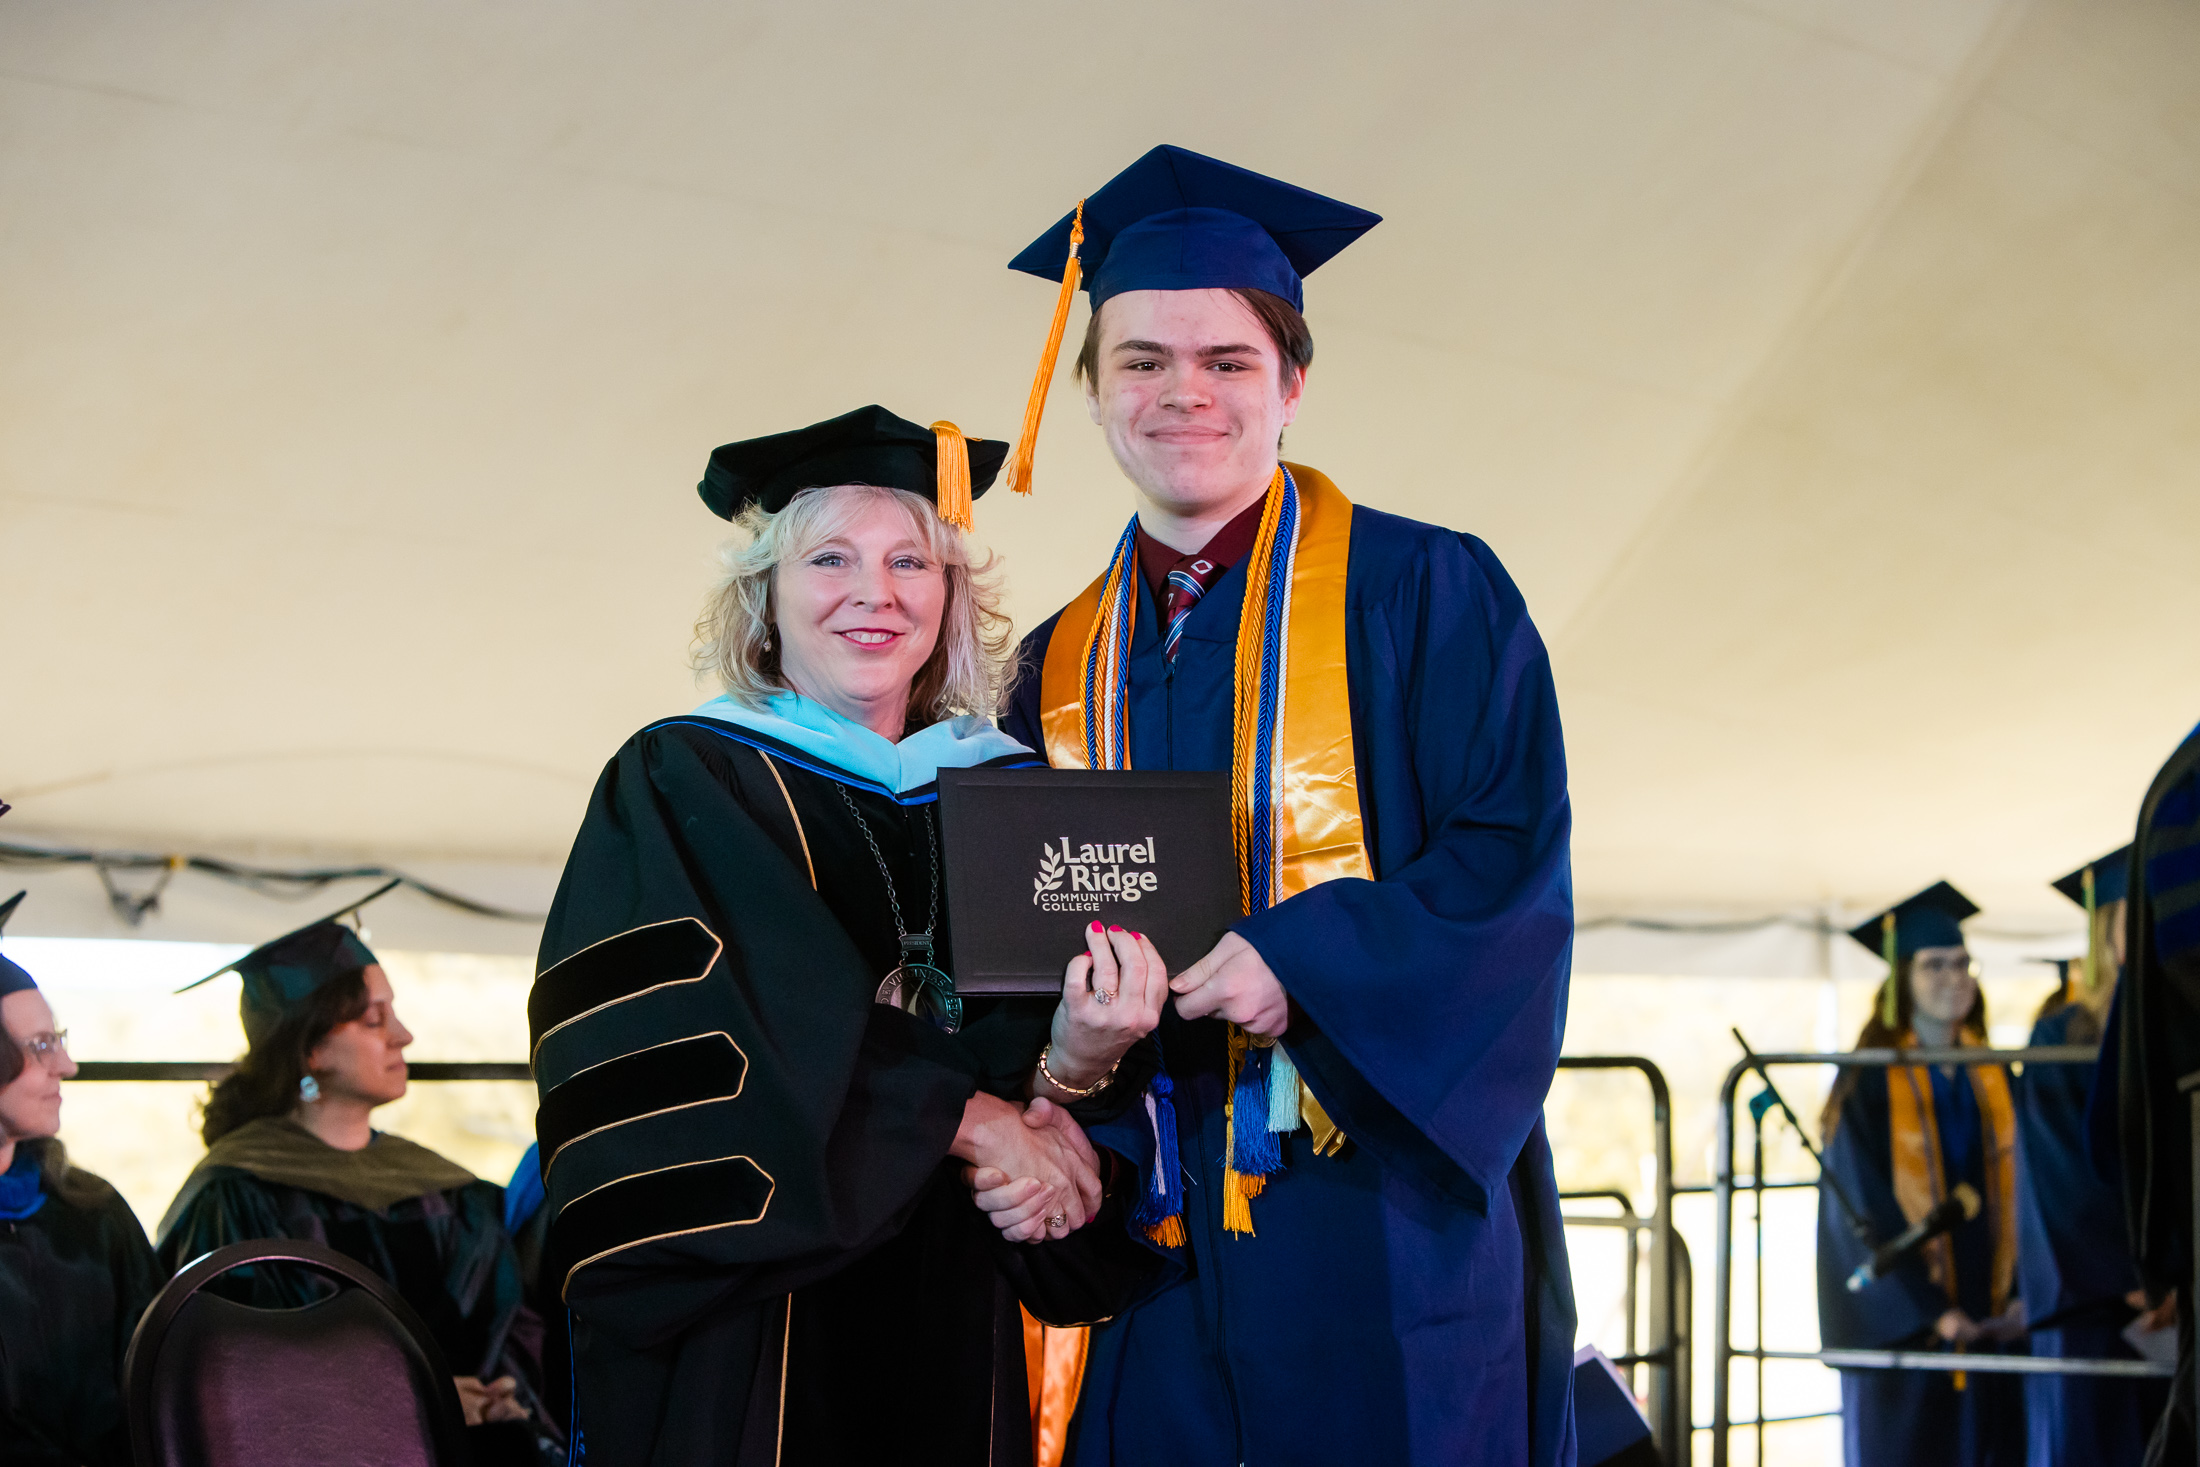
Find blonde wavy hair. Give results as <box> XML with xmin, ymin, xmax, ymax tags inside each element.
<box><xmin>692</xmin><ymin>483</ymin><xmax>1015</xmax><ymax>725</ymax></box>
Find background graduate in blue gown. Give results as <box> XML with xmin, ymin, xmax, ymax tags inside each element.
<box><xmin>1000</xmin><ymin>146</ymin><xmax>1577</xmax><ymax>1467</ymax></box>
<box><xmin>1815</xmin><ymin>883</ymin><xmax>2026</xmax><ymax>1467</ymax></box>
<box><xmin>2015</xmin><ymin>849</ymin><xmax>2168</xmax><ymax>1465</ymax></box>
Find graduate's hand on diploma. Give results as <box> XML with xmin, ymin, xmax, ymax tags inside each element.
<box><xmin>953</xmin><ymin>1093</ymin><xmax>1104</xmax><ymax>1242</ymax></box>
<box><xmin>1170</xmin><ymin>931</ymin><xmax>1291</xmax><ymax>1038</ymax></box>
<box><xmin>1041</xmin><ymin>923</ymin><xmax>1167</xmax><ymax>1097</ymax></box>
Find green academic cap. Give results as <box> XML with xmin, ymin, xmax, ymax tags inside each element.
<box><xmin>179</xmin><ymin>879</ymin><xmax>398</xmax><ymax>1047</ymax></box>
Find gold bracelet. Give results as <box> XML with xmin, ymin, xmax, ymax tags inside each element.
<box><xmin>1037</xmin><ymin>1045</ymin><xmax>1119</xmax><ymax>1099</ymax></box>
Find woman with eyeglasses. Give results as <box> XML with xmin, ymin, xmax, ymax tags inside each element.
<box><xmin>0</xmin><ymin>903</ymin><xmax>162</xmax><ymax>1467</ymax></box>
<box><xmin>1814</xmin><ymin>882</ymin><xmax>2027</xmax><ymax>1467</ymax></box>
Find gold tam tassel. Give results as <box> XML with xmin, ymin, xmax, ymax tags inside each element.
<box><xmin>930</xmin><ymin>420</ymin><xmax>974</xmax><ymax>531</ymax></box>
<box><xmin>1880</xmin><ymin>912</ymin><xmax>1900</xmax><ymax>1030</ymax></box>
<box><xmin>1004</xmin><ymin>200</ymin><xmax>1085</xmax><ymax>498</ymax></box>
<box><xmin>2082</xmin><ymin>865</ymin><xmax>2100</xmax><ymax>993</ymax></box>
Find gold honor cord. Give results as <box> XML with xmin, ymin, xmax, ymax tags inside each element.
<box><xmin>1884</xmin><ymin>1040</ymin><xmax>2019</xmax><ymax>1387</ymax></box>
<box><xmin>1040</xmin><ymin>464</ymin><xmax>1371</xmax><ymax>1235</ymax></box>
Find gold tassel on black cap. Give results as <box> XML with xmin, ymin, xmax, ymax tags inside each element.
<box><xmin>929</xmin><ymin>420</ymin><xmax>974</xmax><ymax>532</ymax></box>
<box><xmin>1004</xmin><ymin>200</ymin><xmax>1085</xmax><ymax>499</ymax></box>
<box><xmin>1880</xmin><ymin>911</ymin><xmax>1900</xmax><ymax>1030</ymax></box>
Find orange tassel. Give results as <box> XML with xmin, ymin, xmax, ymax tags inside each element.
<box><xmin>1223</xmin><ymin>1170</ymin><xmax>1255</xmax><ymax>1236</ymax></box>
<box><xmin>1144</xmin><ymin>1215</ymin><xmax>1187</xmax><ymax>1248</ymax></box>
<box><xmin>1004</xmin><ymin>201</ymin><xmax>1085</xmax><ymax>498</ymax></box>
<box><xmin>930</xmin><ymin>420</ymin><xmax>974</xmax><ymax>531</ymax></box>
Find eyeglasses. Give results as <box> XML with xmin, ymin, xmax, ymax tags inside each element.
<box><xmin>16</xmin><ymin>1031</ymin><xmax>69</xmax><ymax>1069</ymax></box>
<box><xmin>1913</xmin><ymin>957</ymin><xmax>1980</xmax><ymax>979</ymax></box>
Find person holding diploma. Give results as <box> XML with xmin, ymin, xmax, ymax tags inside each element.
<box><xmin>1815</xmin><ymin>882</ymin><xmax>2025</xmax><ymax>1467</ymax></box>
<box><xmin>997</xmin><ymin>148</ymin><xmax>1577</xmax><ymax>1467</ymax></box>
<box><xmin>530</xmin><ymin>406</ymin><xmax>1166</xmax><ymax>1467</ymax></box>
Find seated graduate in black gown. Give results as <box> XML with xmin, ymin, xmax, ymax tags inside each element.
<box><xmin>2015</xmin><ymin>847</ymin><xmax>2166</xmax><ymax>1465</ymax></box>
<box><xmin>156</xmin><ymin>885</ymin><xmax>559</xmax><ymax>1460</ymax></box>
<box><xmin>530</xmin><ymin>408</ymin><xmax>1167</xmax><ymax>1467</ymax></box>
<box><xmin>0</xmin><ymin>893</ymin><xmax>161</xmax><ymax>1467</ymax></box>
<box><xmin>1816</xmin><ymin>882</ymin><xmax>2027</xmax><ymax>1467</ymax></box>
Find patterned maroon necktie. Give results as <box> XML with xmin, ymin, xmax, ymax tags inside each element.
<box><xmin>1161</xmin><ymin>553</ymin><xmax>1225</xmax><ymax>663</ymax></box>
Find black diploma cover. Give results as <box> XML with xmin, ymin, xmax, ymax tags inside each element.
<box><xmin>937</xmin><ymin>768</ymin><xmax>1238</xmax><ymax>995</ymax></box>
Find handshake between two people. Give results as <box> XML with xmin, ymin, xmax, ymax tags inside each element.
<box><xmin>948</xmin><ymin>921</ymin><xmax>1296</xmax><ymax>1244</ymax></box>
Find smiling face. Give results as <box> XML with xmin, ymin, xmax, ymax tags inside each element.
<box><xmin>772</xmin><ymin>490</ymin><xmax>948</xmax><ymax>740</ymax></box>
<box><xmin>1908</xmin><ymin>945</ymin><xmax>1980</xmax><ymax>1029</ymax></box>
<box><xmin>304</xmin><ymin>964</ymin><xmax>412</xmax><ymax>1109</ymax></box>
<box><xmin>1083</xmin><ymin>288</ymin><xmax>1305</xmax><ymax>523</ymax></box>
<box><xmin>0</xmin><ymin>989</ymin><xmax>74</xmax><ymax>1143</ymax></box>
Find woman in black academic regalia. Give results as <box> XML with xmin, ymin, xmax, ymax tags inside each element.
<box><xmin>2013</xmin><ymin>847</ymin><xmax>2168</xmax><ymax>1466</ymax></box>
<box><xmin>156</xmin><ymin>886</ymin><xmax>559</xmax><ymax>1464</ymax></box>
<box><xmin>531</xmin><ymin>408</ymin><xmax>1168</xmax><ymax>1467</ymax></box>
<box><xmin>0</xmin><ymin>898</ymin><xmax>162</xmax><ymax>1467</ymax></box>
<box><xmin>1817</xmin><ymin>881</ymin><xmax>2027</xmax><ymax>1467</ymax></box>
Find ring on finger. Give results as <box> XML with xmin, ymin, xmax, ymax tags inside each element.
<box><xmin>1093</xmin><ymin>987</ymin><xmax>1115</xmax><ymax>1005</ymax></box>
<box><xmin>1046</xmin><ymin>1212</ymin><xmax>1068</xmax><ymax>1230</ymax></box>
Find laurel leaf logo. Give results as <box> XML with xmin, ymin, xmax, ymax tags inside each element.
<box><xmin>1033</xmin><ymin>846</ymin><xmax>1066</xmax><ymax>902</ymax></box>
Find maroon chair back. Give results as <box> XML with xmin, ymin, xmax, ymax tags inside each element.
<box><xmin>124</xmin><ymin>1238</ymin><xmax>470</xmax><ymax>1467</ymax></box>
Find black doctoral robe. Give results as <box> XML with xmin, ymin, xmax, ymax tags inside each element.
<box><xmin>531</xmin><ymin>716</ymin><xmax>1157</xmax><ymax>1467</ymax></box>
<box><xmin>155</xmin><ymin>1117</ymin><xmax>552</xmax><ymax>1460</ymax></box>
<box><xmin>0</xmin><ymin>1142</ymin><xmax>161</xmax><ymax>1467</ymax></box>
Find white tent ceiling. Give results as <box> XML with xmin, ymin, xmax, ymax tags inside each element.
<box><xmin>4</xmin><ymin>0</ymin><xmax>2197</xmax><ymax>957</ymax></box>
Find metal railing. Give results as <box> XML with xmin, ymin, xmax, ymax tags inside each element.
<box><xmin>1556</xmin><ymin>1055</ymin><xmax>1686</xmax><ymax>1458</ymax></box>
<box><xmin>81</xmin><ymin>1057</ymin><xmax>1693</xmax><ymax>1454</ymax></box>
<box><xmin>1710</xmin><ymin>1045</ymin><xmax>2177</xmax><ymax>1467</ymax></box>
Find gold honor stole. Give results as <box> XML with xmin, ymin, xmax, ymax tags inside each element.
<box><xmin>1885</xmin><ymin>1034</ymin><xmax>2018</xmax><ymax>1378</ymax></box>
<box><xmin>1039</xmin><ymin>463</ymin><xmax>1372</xmax><ymax>1238</ymax></box>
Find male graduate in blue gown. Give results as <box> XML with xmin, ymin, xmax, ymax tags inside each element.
<box><xmin>997</xmin><ymin>146</ymin><xmax>1577</xmax><ymax>1467</ymax></box>
<box><xmin>2012</xmin><ymin>849</ymin><xmax>2168</xmax><ymax>1465</ymax></box>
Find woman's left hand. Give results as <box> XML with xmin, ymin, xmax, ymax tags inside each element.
<box><xmin>1039</xmin><ymin>924</ymin><xmax>1168</xmax><ymax>1098</ymax></box>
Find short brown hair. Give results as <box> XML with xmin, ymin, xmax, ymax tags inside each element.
<box><xmin>1074</xmin><ymin>287</ymin><xmax>1313</xmax><ymax>391</ymax></box>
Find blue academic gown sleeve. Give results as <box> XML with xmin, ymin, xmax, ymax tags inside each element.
<box><xmin>1234</xmin><ymin>523</ymin><xmax>1573</xmax><ymax>1214</ymax></box>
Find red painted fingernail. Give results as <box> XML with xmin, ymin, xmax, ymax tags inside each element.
<box><xmin>1090</xmin><ymin>921</ymin><xmax>1102</xmax><ymax>932</ymax></box>
<box><xmin>1110</xmin><ymin>925</ymin><xmax>1125</xmax><ymax>932</ymax></box>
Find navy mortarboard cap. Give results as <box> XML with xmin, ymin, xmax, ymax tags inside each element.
<box><xmin>2053</xmin><ymin>846</ymin><xmax>2132</xmax><ymax>909</ymax></box>
<box><xmin>1008</xmin><ymin>145</ymin><xmax>1382</xmax><ymax>314</ymax></box>
<box><xmin>1847</xmin><ymin>880</ymin><xmax>1981</xmax><ymax>960</ymax></box>
<box><xmin>697</xmin><ymin>405</ymin><xmax>1004</xmax><ymax>532</ymax></box>
<box><xmin>180</xmin><ymin>879</ymin><xmax>398</xmax><ymax>1048</ymax></box>
<box><xmin>0</xmin><ymin>891</ymin><xmax>33</xmax><ymax>997</ymax></box>
<box><xmin>1000</xmin><ymin>145</ymin><xmax>1381</xmax><ymax>498</ymax></box>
